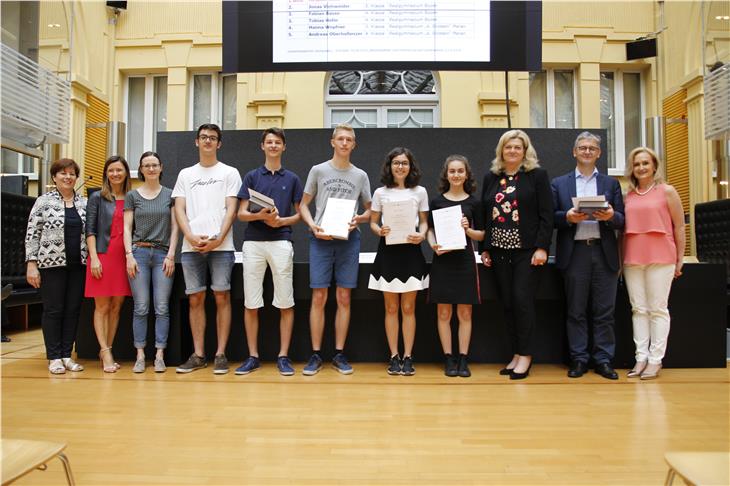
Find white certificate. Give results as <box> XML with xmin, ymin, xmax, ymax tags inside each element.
<box><xmin>320</xmin><ymin>198</ymin><xmax>356</xmax><ymax>240</ymax></box>
<box><xmin>382</xmin><ymin>199</ymin><xmax>418</xmax><ymax>245</ymax></box>
<box><xmin>432</xmin><ymin>205</ymin><xmax>466</xmax><ymax>251</ymax></box>
<box><xmin>188</xmin><ymin>211</ymin><xmax>223</xmax><ymax>239</ymax></box>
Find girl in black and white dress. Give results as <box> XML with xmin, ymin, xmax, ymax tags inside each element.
<box><xmin>368</xmin><ymin>147</ymin><xmax>429</xmax><ymax>376</ymax></box>
<box><xmin>427</xmin><ymin>155</ymin><xmax>484</xmax><ymax>377</ymax></box>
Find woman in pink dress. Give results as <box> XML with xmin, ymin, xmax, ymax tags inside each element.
<box><xmin>85</xmin><ymin>156</ymin><xmax>132</xmax><ymax>372</ymax></box>
<box><xmin>623</xmin><ymin>147</ymin><xmax>685</xmax><ymax>380</ymax></box>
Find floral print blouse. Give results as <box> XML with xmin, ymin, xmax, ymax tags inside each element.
<box><xmin>490</xmin><ymin>173</ymin><xmax>522</xmax><ymax>249</ymax></box>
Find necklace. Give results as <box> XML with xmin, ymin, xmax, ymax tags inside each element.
<box><xmin>635</xmin><ymin>182</ymin><xmax>656</xmax><ymax>196</ymax></box>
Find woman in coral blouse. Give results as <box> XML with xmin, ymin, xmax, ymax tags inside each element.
<box><xmin>623</xmin><ymin>147</ymin><xmax>685</xmax><ymax>380</ymax></box>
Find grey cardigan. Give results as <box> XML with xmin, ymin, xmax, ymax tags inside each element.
<box><xmin>85</xmin><ymin>191</ymin><xmax>119</xmax><ymax>254</ymax></box>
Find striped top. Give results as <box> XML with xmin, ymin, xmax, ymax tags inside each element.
<box><xmin>124</xmin><ymin>187</ymin><xmax>174</xmax><ymax>249</ymax></box>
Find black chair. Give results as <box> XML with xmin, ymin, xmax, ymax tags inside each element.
<box><xmin>695</xmin><ymin>198</ymin><xmax>730</xmax><ymax>329</ymax></box>
<box><xmin>1</xmin><ymin>192</ymin><xmax>42</xmax><ymax>330</ymax></box>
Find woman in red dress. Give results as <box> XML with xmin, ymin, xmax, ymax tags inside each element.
<box><xmin>85</xmin><ymin>156</ymin><xmax>132</xmax><ymax>372</ymax></box>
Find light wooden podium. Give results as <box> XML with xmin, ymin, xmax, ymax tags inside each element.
<box><xmin>1</xmin><ymin>439</ymin><xmax>75</xmax><ymax>485</ymax></box>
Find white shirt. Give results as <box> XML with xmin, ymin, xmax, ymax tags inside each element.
<box><xmin>172</xmin><ymin>161</ymin><xmax>242</xmax><ymax>252</ymax></box>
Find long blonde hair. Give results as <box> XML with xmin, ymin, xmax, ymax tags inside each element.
<box><xmin>625</xmin><ymin>146</ymin><xmax>664</xmax><ymax>190</ymax></box>
<box><xmin>490</xmin><ymin>129</ymin><xmax>540</xmax><ymax>174</ymax></box>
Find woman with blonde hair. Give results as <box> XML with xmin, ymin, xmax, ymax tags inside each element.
<box><xmin>623</xmin><ymin>147</ymin><xmax>685</xmax><ymax>380</ymax></box>
<box><xmin>480</xmin><ymin>130</ymin><xmax>553</xmax><ymax>380</ymax></box>
<box><xmin>86</xmin><ymin>155</ymin><xmax>132</xmax><ymax>372</ymax></box>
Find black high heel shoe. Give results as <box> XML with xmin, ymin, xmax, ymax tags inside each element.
<box><xmin>509</xmin><ymin>363</ymin><xmax>532</xmax><ymax>380</ymax></box>
<box><xmin>499</xmin><ymin>367</ymin><xmax>513</xmax><ymax>376</ymax></box>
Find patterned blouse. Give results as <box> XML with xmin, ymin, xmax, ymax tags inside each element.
<box><xmin>25</xmin><ymin>190</ymin><xmax>88</xmax><ymax>268</ymax></box>
<box><xmin>490</xmin><ymin>173</ymin><xmax>522</xmax><ymax>249</ymax></box>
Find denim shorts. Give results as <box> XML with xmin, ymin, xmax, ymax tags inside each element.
<box><xmin>181</xmin><ymin>250</ymin><xmax>235</xmax><ymax>295</ymax></box>
<box><xmin>309</xmin><ymin>230</ymin><xmax>360</xmax><ymax>289</ymax></box>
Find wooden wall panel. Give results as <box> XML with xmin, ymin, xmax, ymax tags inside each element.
<box><xmin>83</xmin><ymin>94</ymin><xmax>109</xmax><ymax>196</ymax></box>
<box><xmin>663</xmin><ymin>89</ymin><xmax>690</xmax><ymax>255</ymax></box>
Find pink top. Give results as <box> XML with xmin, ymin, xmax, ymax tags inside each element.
<box><xmin>623</xmin><ymin>184</ymin><xmax>677</xmax><ymax>265</ymax></box>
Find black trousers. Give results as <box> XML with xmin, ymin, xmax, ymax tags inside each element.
<box><xmin>39</xmin><ymin>265</ymin><xmax>85</xmax><ymax>359</ymax></box>
<box><xmin>562</xmin><ymin>242</ymin><xmax>618</xmax><ymax>364</ymax></box>
<box><xmin>490</xmin><ymin>248</ymin><xmax>543</xmax><ymax>356</ymax></box>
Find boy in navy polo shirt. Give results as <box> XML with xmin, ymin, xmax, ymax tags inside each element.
<box><xmin>234</xmin><ymin>127</ymin><xmax>303</xmax><ymax>376</ymax></box>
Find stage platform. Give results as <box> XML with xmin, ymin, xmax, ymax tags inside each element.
<box><xmin>75</xmin><ymin>261</ymin><xmax>727</xmax><ymax>368</ymax></box>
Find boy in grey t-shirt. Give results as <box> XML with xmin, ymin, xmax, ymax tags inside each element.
<box><xmin>298</xmin><ymin>124</ymin><xmax>372</xmax><ymax>375</ymax></box>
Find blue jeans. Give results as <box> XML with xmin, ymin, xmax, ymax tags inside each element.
<box><xmin>128</xmin><ymin>246</ymin><xmax>174</xmax><ymax>349</ymax></box>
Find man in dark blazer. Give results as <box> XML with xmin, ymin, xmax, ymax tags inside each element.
<box><xmin>551</xmin><ymin>132</ymin><xmax>625</xmax><ymax>380</ymax></box>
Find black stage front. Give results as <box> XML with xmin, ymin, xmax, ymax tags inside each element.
<box><xmin>76</xmin><ymin>262</ymin><xmax>727</xmax><ymax>368</ymax></box>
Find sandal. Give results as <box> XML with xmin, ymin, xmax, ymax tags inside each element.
<box><xmin>62</xmin><ymin>357</ymin><xmax>84</xmax><ymax>372</ymax></box>
<box><xmin>99</xmin><ymin>347</ymin><xmax>117</xmax><ymax>373</ymax></box>
<box><xmin>49</xmin><ymin>359</ymin><xmax>66</xmax><ymax>374</ymax></box>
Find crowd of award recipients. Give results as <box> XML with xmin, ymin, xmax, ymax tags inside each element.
<box><xmin>25</xmin><ymin>123</ymin><xmax>685</xmax><ymax>381</ymax></box>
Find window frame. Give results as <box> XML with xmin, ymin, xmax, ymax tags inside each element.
<box><xmin>529</xmin><ymin>68</ymin><xmax>578</xmax><ymax>129</ymax></box>
<box><xmin>601</xmin><ymin>69</ymin><xmax>646</xmax><ymax>175</ymax></box>
<box><xmin>123</xmin><ymin>74</ymin><xmax>168</xmax><ymax>174</ymax></box>
<box><xmin>188</xmin><ymin>72</ymin><xmax>237</xmax><ymax>130</ymax></box>
<box><xmin>325</xmin><ymin>71</ymin><xmax>440</xmax><ymax>128</ymax></box>
<box><xmin>0</xmin><ymin>148</ymin><xmax>38</xmax><ymax>180</ymax></box>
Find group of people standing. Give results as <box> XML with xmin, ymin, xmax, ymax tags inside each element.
<box><xmin>24</xmin><ymin>123</ymin><xmax>685</xmax><ymax>381</ymax></box>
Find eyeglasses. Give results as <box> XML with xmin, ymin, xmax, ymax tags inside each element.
<box><xmin>392</xmin><ymin>161</ymin><xmax>410</xmax><ymax>167</ymax></box>
<box><xmin>141</xmin><ymin>163</ymin><xmax>160</xmax><ymax>170</ymax></box>
<box><xmin>198</xmin><ymin>135</ymin><xmax>219</xmax><ymax>142</ymax></box>
<box><xmin>577</xmin><ymin>146</ymin><xmax>600</xmax><ymax>153</ymax></box>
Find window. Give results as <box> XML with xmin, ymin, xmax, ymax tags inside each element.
<box><xmin>326</xmin><ymin>71</ymin><xmax>439</xmax><ymax>128</ymax></box>
<box><xmin>529</xmin><ymin>69</ymin><xmax>576</xmax><ymax>129</ymax></box>
<box><xmin>190</xmin><ymin>73</ymin><xmax>237</xmax><ymax>130</ymax></box>
<box><xmin>1</xmin><ymin>148</ymin><xmax>36</xmax><ymax>178</ymax></box>
<box><xmin>124</xmin><ymin>75</ymin><xmax>167</xmax><ymax>171</ymax></box>
<box><xmin>600</xmin><ymin>71</ymin><xmax>644</xmax><ymax>172</ymax></box>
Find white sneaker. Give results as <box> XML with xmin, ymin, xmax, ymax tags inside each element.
<box><xmin>49</xmin><ymin>359</ymin><xmax>66</xmax><ymax>374</ymax></box>
<box><xmin>62</xmin><ymin>357</ymin><xmax>84</xmax><ymax>372</ymax></box>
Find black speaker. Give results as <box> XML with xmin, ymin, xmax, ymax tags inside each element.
<box><xmin>0</xmin><ymin>175</ymin><xmax>28</xmax><ymax>195</ymax></box>
<box><xmin>106</xmin><ymin>1</ymin><xmax>127</xmax><ymax>10</ymax></box>
<box><xmin>626</xmin><ymin>38</ymin><xmax>657</xmax><ymax>60</ymax></box>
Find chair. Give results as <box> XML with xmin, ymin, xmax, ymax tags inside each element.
<box><xmin>1</xmin><ymin>438</ymin><xmax>75</xmax><ymax>485</ymax></box>
<box><xmin>664</xmin><ymin>452</ymin><xmax>729</xmax><ymax>486</ymax></box>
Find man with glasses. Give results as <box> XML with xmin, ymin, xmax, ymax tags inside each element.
<box><xmin>551</xmin><ymin>131</ymin><xmax>625</xmax><ymax>380</ymax></box>
<box><xmin>173</xmin><ymin>123</ymin><xmax>242</xmax><ymax>374</ymax></box>
<box><xmin>234</xmin><ymin>127</ymin><xmax>303</xmax><ymax>376</ymax></box>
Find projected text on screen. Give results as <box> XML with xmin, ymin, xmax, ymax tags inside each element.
<box><xmin>272</xmin><ymin>0</ymin><xmax>491</xmax><ymax>63</ymax></box>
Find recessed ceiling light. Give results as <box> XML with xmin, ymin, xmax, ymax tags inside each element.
<box><xmin>47</xmin><ymin>23</ymin><xmax>61</xmax><ymax>28</ymax></box>
<box><xmin>715</xmin><ymin>15</ymin><xmax>730</xmax><ymax>20</ymax></box>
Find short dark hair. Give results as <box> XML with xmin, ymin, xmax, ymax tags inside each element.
<box><xmin>380</xmin><ymin>147</ymin><xmax>421</xmax><ymax>189</ymax></box>
<box><xmin>50</xmin><ymin>158</ymin><xmax>80</xmax><ymax>178</ymax></box>
<box><xmin>138</xmin><ymin>151</ymin><xmax>163</xmax><ymax>182</ymax></box>
<box><xmin>437</xmin><ymin>154</ymin><xmax>475</xmax><ymax>194</ymax></box>
<box><xmin>197</xmin><ymin>123</ymin><xmax>222</xmax><ymax>142</ymax></box>
<box><xmin>261</xmin><ymin>127</ymin><xmax>286</xmax><ymax>144</ymax></box>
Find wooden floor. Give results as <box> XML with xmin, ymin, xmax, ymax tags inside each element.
<box><xmin>2</xmin><ymin>328</ymin><xmax>729</xmax><ymax>486</ymax></box>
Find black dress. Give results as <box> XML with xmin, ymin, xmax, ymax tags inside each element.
<box><xmin>427</xmin><ymin>194</ymin><xmax>484</xmax><ymax>304</ymax></box>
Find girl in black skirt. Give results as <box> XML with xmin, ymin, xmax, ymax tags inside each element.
<box><xmin>368</xmin><ymin>147</ymin><xmax>429</xmax><ymax>376</ymax></box>
<box><xmin>426</xmin><ymin>155</ymin><xmax>484</xmax><ymax>377</ymax></box>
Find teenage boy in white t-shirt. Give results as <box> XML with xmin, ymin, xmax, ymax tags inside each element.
<box><xmin>172</xmin><ymin>124</ymin><xmax>242</xmax><ymax>374</ymax></box>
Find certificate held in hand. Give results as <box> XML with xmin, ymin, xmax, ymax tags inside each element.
<box><xmin>320</xmin><ymin>197</ymin><xmax>357</xmax><ymax>240</ymax></box>
<box><xmin>432</xmin><ymin>205</ymin><xmax>467</xmax><ymax>250</ymax></box>
<box><xmin>382</xmin><ymin>199</ymin><xmax>417</xmax><ymax>245</ymax></box>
